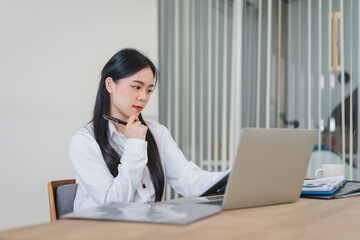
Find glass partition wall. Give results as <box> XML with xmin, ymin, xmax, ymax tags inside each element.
<box><xmin>158</xmin><ymin>0</ymin><xmax>359</xmax><ymax>199</ymax></box>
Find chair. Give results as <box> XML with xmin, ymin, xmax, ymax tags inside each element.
<box><xmin>47</xmin><ymin>179</ymin><xmax>77</xmax><ymax>221</ymax></box>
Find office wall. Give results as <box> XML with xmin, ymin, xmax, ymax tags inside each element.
<box><xmin>0</xmin><ymin>0</ymin><xmax>158</xmax><ymax>231</ymax></box>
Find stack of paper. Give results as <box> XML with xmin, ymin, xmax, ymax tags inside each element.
<box><xmin>301</xmin><ymin>176</ymin><xmax>345</xmax><ymax>195</ymax></box>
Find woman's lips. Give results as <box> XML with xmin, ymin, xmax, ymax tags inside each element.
<box><xmin>133</xmin><ymin>106</ymin><xmax>143</xmax><ymax>111</ymax></box>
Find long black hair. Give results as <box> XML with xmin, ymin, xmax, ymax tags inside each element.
<box><xmin>92</xmin><ymin>48</ymin><xmax>164</xmax><ymax>201</ymax></box>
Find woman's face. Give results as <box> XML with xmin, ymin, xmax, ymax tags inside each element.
<box><xmin>106</xmin><ymin>67</ymin><xmax>154</xmax><ymax>121</ymax></box>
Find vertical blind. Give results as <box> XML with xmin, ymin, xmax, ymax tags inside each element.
<box><xmin>158</xmin><ymin>0</ymin><xmax>359</xmax><ymax>199</ymax></box>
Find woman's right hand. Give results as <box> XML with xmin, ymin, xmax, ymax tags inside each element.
<box><xmin>124</xmin><ymin>115</ymin><xmax>148</xmax><ymax>140</ymax></box>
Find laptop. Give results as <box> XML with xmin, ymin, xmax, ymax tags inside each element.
<box><xmin>170</xmin><ymin>128</ymin><xmax>317</xmax><ymax>210</ymax></box>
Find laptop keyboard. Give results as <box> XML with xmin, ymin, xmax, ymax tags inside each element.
<box><xmin>197</xmin><ymin>195</ymin><xmax>224</xmax><ymax>205</ymax></box>
<box><xmin>203</xmin><ymin>195</ymin><xmax>224</xmax><ymax>201</ymax></box>
<box><xmin>198</xmin><ymin>200</ymin><xmax>223</xmax><ymax>206</ymax></box>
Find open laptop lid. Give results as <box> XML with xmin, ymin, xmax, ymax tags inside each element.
<box><xmin>222</xmin><ymin>128</ymin><xmax>317</xmax><ymax>210</ymax></box>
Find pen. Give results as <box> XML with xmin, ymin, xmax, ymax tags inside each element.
<box><xmin>103</xmin><ymin>114</ymin><xmax>127</xmax><ymax>126</ymax></box>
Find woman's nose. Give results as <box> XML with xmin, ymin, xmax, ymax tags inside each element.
<box><xmin>138</xmin><ymin>90</ymin><xmax>147</xmax><ymax>101</ymax></box>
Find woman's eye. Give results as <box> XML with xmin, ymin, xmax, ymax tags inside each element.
<box><xmin>133</xmin><ymin>86</ymin><xmax>141</xmax><ymax>90</ymax></box>
<box><xmin>147</xmin><ymin>89</ymin><xmax>153</xmax><ymax>93</ymax></box>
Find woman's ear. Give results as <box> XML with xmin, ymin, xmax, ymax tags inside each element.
<box><xmin>105</xmin><ymin>77</ymin><xmax>114</xmax><ymax>94</ymax></box>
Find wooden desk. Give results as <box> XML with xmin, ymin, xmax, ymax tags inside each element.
<box><xmin>1</xmin><ymin>197</ymin><xmax>360</xmax><ymax>240</ymax></box>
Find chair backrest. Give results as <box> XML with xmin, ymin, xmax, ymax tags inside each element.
<box><xmin>47</xmin><ymin>179</ymin><xmax>77</xmax><ymax>221</ymax></box>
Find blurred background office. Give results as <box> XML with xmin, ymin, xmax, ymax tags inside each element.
<box><xmin>0</xmin><ymin>0</ymin><xmax>359</xmax><ymax>231</ymax></box>
<box><xmin>158</xmin><ymin>0</ymin><xmax>359</xmax><ymax>195</ymax></box>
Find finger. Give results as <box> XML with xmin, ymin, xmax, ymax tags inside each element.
<box><xmin>141</xmin><ymin>125</ymin><xmax>148</xmax><ymax>133</ymax></box>
<box><xmin>132</xmin><ymin>121</ymin><xmax>142</xmax><ymax>127</ymax></box>
<box><xmin>127</xmin><ymin>115</ymin><xmax>139</xmax><ymax>125</ymax></box>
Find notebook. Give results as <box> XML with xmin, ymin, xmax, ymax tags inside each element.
<box><xmin>301</xmin><ymin>176</ymin><xmax>346</xmax><ymax>195</ymax></box>
<box><xmin>170</xmin><ymin>128</ymin><xmax>317</xmax><ymax>210</ymax></box>
<box><xmin>301</xmin><ymin>181</ymin><xmax>360</xmax><ymax>199</ymax></box>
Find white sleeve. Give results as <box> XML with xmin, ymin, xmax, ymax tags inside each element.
<box><xmin>69</xmin><ymin>130</ymin><xmax>147</xmax><ymax>204</ymax></box>
<box><xmin>157</xmin><ymin>124</ymin><xmax>223</xmax><ymax>197</ymax></box>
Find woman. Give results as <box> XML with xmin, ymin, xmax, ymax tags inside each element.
<box><xmin>69</xmin><ymin>48</ymin><xmax>222</xmax><ymax>211</ymax></box>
